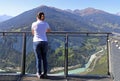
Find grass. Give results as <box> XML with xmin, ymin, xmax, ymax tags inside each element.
<box><xmin>86</xmin><ymin>53</ymin><xmax>108</xmax><ymax>75</ymax></box>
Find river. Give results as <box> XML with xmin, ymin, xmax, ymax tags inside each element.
<box><xmin>56</xmin><ymin>49</ymin><xmax>103</xmax><ymax>75</ymax></box>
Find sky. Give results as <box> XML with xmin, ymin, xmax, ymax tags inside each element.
<box><xmin>0</xmin><ymin>0</ymin><xmax>120</xmax><ymax>16</ymax></box>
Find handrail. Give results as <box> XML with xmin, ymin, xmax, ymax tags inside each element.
<box><xmin>0</xmin><ymin>31</ymin><xmax>112</xmax><ymax>34</ymax></box>
<box><xmin>0</xmin><ymin>31</ymin><xmax>112</xmax><ymax>36</ymax></box>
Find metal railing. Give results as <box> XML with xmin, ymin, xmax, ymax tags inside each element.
<box><xmin>0</xmin><ymin>31</ymin><xmax>111</xmax><ymax>77</ymax></box>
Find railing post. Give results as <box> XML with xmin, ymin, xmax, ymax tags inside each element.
<box><xmin>107</xmin><ymin>33</ymin><xmax>110</xmax><ymax>75</ymax></box>
<box><xmin>64</xmin><ymin>34</ymin><xmax>68</xmax><ymax>77</ymax></box>
<box><xmin>21</xmin><ymin>33</ymin><xmax>26</xmax><ymax>75</ymax></box>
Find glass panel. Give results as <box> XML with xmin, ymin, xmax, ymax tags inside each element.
<box><xmin>0</xmin><ymin>33</ymin><xmax>23</xmax><ymax>74</ymax></box>
<box><xmin>25</xmin><ymin>34</ymin><xmax>65</xmax><ymax>75</ymax></box>
<box><xmin>25</xmin><ymin>34</ymin><xmax>35</xmax><ymax>74</ymax></box>
<box><xmin>68</xmin><ymin>35</ymin><xmax>108</xmax><ymax>75</ymax></box>
<box><xmin>48</xmin><ymin>35</ymin><xmax>65</xmax><ymax>75</ymax></box>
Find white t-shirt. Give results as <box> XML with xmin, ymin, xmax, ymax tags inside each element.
<box><xmin>31</xmin><ymin>20</ymin><xmax>50</xmax><ymax>42</ymax></box>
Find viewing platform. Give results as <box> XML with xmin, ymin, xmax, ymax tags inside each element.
<box><xmin>0</xmin><ymin>31</ymin><xmax>119</xmax><ymax>81</ymax></box>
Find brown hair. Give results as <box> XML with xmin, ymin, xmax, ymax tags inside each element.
<box><xmin>37</xmin><ymin>12</ymin><xmax>45</xmax><ymax>20</ymax></box>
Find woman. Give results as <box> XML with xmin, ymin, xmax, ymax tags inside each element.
<box><xmin>31</xmin><ymin>12</ymin><xmax>51</xmax><ymax>79</ymax></box>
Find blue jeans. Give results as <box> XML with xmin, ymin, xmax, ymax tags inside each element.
<box><xmin>33</xmin><ymin>41</ymin><xmax>48</xmax><ymax>75</ymax></box>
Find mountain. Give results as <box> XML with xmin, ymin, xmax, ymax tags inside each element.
<box><xmin>73</xmin><ymin>7</ymin><xmax>106</xmax><ymax>16</ymax></box>
<box><xmin>70</xmin><ymin>8</ymin><xmax>120</xmax><ymax>33</ymax></box>
<box><xmin>0</xmin><ymin>6</ymin><xmax>120</xmax><ymax>33</ymax></box>
<box><xmin>0</xmin><ymin>6</ymin><xmax>97</xmax><ymax>32</ymax></box>
<box><xmin>0</xmin><ymin>15</ymin><xmax>12</xmax><ymax>22</ymax></box>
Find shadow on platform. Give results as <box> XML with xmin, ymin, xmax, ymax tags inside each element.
<box><xmin>21</xmin><ymin>74</ymin><xmax>113</xmax><ymax>81</ymax></box>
